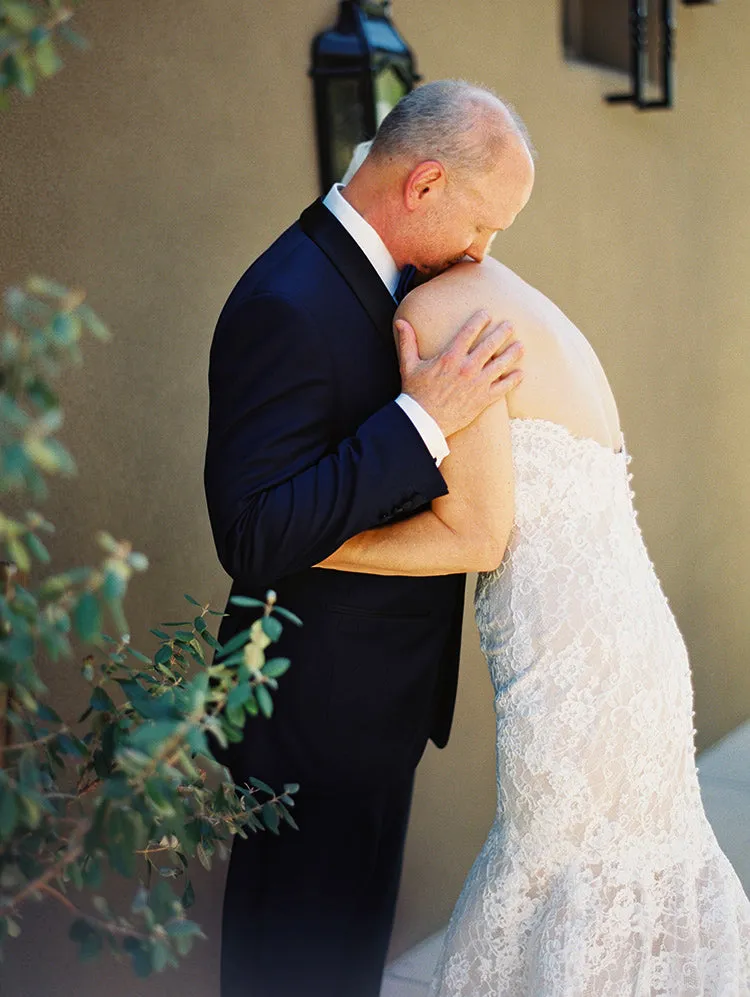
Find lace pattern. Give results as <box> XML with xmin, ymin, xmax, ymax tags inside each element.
<box><xmin>430</xmin><ymin>419</ymin><xmax>750</xmax><ymax>996</ymax></box>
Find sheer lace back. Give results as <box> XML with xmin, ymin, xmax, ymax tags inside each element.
<box><xmin>431</xmin><ymin>418</ymin><xmax>750</xmax><ymax>997</ymax></box>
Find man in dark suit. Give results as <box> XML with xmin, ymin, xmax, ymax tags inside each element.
<box><xmin>204</xmin><ymin>81</ymin><xmax>533</xmax><ymax>997</ymax></box>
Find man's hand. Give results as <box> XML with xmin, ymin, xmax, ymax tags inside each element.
<box><xmin>396</xmin><ymin>311</ymin><xmax>523</xmax><ymax>439</ymax></box>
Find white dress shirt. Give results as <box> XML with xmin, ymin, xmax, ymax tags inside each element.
<box><xmin>322</xmin><ymin>183</ymin><xmax>450</xmax><ymax>467</ymax></box>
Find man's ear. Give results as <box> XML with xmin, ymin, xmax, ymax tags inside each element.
<box><xmin>404</xmin><ymin>160</ymin><xmax>446</xmax><ymax>211</ymax></box>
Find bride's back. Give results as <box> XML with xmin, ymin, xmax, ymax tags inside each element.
<box><xmin>398</xmin><ymin>258</ymin><xmax>623</xmax><ymax>452</ymax></box>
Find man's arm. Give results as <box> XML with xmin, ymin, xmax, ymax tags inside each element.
<box><xmin>316</xmin><ymin>281</ymin><xmax>522</xmax><ymax>577</ymax></box>
<box><xmin>316</xmin><ymin>393</ymin><xmax>514</xmax><ymax>576</ymax></box>
<box><xmin>204</xmin><ymin>293</ymin><xmax>449</xmax><ymax>587</ymax></box>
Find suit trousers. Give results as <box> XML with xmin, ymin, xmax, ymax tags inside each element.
<box><xmin>220</xmin><ymin>773</ymin><xmax>416</xmax><ymax>997</ymax></box>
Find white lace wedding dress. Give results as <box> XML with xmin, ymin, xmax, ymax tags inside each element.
<box><xmin>431</xmin><ymin>418</ymin><xmax>750</xmax><ymax>997</ymax></box>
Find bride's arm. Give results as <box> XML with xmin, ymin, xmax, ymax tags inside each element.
<box><xmin>316</xmin><ymin>285</ymin><xmax>516</xmax><ymax>576</ymax></box>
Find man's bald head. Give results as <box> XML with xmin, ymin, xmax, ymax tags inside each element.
<box><xmin>343</xmin><ymin>80</ymin><xmax>535</xmax><ymax>276</ymax></box>
<box><xmin>368</xmin><ymin>80</ymin><xmax>534</xmax><ymax>180</ymax></box>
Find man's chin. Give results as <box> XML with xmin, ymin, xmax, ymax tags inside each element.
<box><xmin>419</xmin><ymin>259</ymin><xmax>465</xmax><ymax>278</ymax></box>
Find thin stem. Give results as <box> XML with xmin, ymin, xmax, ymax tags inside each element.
<box><xmin>39</xmin><ymin>882</ymin><xmax>77</xmax><ymax>913</ymax></box>
<box><xmin>0</xmin><ymin>820</ymin><xmax>87</xmax><ymax>916</ymax></box>
<box><xmin>39</xmin><ymin>884</ymin><xmax>154</xmax><ymax>943</ymax></box>
<box><xmin>3</xmin><ymin>727</ymin><xmax>68</xmax><ymax>752</ymax></box>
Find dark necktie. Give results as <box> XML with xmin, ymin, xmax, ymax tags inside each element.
<box><xmin>394</xmin><ymin>264</ymin><xmax>417</xmax><ymax>304</ymax></box>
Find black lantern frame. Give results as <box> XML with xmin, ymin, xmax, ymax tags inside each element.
<box><xmin>607</xmin><ymin>0</ymin><xmax>718</xmax><ymax>110</ymax></box>
<box><xmin>310</xmin><ymin>1</ymin><xmax>420</xmax><ymax>194</ymax></box>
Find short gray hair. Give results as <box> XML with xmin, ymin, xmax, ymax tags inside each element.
<box><xmin>369</xmin><ymin>79</ymin><xmax>534</xmax><ymax>176</ymax></box>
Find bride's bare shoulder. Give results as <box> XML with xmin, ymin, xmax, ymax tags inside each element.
<box><xmin>396</xmin><ymin>258</ymin><xmax>540</xmax><ymax>356</ymax></box>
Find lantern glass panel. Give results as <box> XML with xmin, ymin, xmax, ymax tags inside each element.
<box><xmin>374</xmin><ymin>65</ymin><xmax>408</xmax><ymax>126</ymax></box>
<box><xmin>328</xmin><ymin>76</ymin><xmax>368</xmax><ymax>183</ymax></box>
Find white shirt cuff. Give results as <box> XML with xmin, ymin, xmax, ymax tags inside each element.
<box><xmin>395</xmin><ymin>393</ymin><xmax>450</xmax><ymax>467</ymax></box>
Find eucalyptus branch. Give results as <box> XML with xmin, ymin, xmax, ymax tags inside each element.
<box><xmin>2</xmin><ymin>726</ymin><xmax>68</xmax><ymax>751</ymax></box>
<box><xmin>38</xmin><ymin>884</ymin><xmax>162</xmax><ymax>944</ymax></box>
<box><xmin>0</xmin><ymin>5</ymin><xmax>75</xmax><ymax>63</ymax></box>
<box><xmin>0</xmin><ymin>819</ymin><xmax>88</xmax><ymax>916</ymax></box>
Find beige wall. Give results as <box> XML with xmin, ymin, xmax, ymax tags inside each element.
<box><xmin>1</xmin><ymin>1</ymin><xmax>748</xmax><ymax>993</ymax></box>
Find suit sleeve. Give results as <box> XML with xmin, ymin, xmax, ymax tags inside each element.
<box><xmin>204</xmin><ymin>292</ymin><xmax>449</xmax><ymax>586</ymax></box>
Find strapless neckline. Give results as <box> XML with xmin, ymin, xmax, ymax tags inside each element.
<box><xmin>509</xmin><ymin>416</ymin><xmax>625</xmax><ymax>458</ymax></box>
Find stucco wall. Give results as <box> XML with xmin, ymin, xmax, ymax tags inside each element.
<box><xmin>1</xmin><ymin>1</ymin><xmax>748</xmax><ymax>993</ymax></box>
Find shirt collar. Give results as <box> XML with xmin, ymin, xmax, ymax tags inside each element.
<box><xmin>322</xmin><ymin>184</ymin><xmax>400</xmax><ymax>299</ymax></box>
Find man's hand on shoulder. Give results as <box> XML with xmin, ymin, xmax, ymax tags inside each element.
<box><xmin>396</xmin><ymin>311</ymin><xmax>523</xmax><ymax>439</ymax></box>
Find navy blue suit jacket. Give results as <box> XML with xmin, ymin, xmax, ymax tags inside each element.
<box><xmin>204</xmin><ymin>199</ymin><xmax>466</xmax><ymax>791</ymax></box>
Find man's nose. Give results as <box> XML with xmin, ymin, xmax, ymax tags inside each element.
<box><xmin>466</xmin><ymin>232</ymin><xmax>495</xmax><ymax>263</ymax></box>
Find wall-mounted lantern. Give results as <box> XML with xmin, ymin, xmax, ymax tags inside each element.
<box><xmin>310</xmin><ymin>1</ymin><xmax>420</xmax><ymax>194</ymax></box>
<box><xmin>607</xmin><ymin>0</ymin><xmax>718</xmax><ymax>111</ymax></box>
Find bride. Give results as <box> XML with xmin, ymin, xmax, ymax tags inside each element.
<box><xmin>321</xmin><ymin>179</ymin><xmax>750</xmax><ymax>994</ymax></box>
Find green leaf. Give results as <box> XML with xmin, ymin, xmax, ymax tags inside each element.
<box><xmin>69</xmin><ymin>918</ymin><xmax>95</xmax><ymax>944</ymax></box>
<box><xmin>180</xmin><ymin>879</ymin><xmax>195</xmax><ymax>910</ymax></box>
<box><xmin>166</xmin><ymin>919</ymin><xmax>202</xmax><ymax>938</ymax></box>
<box><xmin>127</xmin><ymin>647</ymin><xmax>152</xmax><ymax>665</ymax></box>
<box><xmin>260</xmin><ymin>617</ymin><xmax>282</xmax><ymax>642</ymax></box>
<box><xmin>183</xmin><ymin>639</ymin><xmax>205</xmax><ymax>666</ymax></box>
<box><xmin>118</xmin><ymin>679</ymin><xmax>175</xmax><ymax>719</ymax></box>
<box><xmin>184</xmin><ymin>594</ymin><xmax>201</xmax><ymax>607</ymax></box>
<box><xmin>226</xmin><ymin>682</ymin><xmax>251</xmax><ymax>712</ymax></box>
<box><xmin>198</xmin><ymin>629</ymin><xmax>221</xmax><ymax>650</ymax></box>
<box><xmin>255</xmin><ymin>685</ymin><xmax>273</xmax><ymax>719</ymax></box>
<box><xmin>12</xmin><ymin>51</ymin><xmax>35</xmax><ymax>97</ymax></box>
<box><xmin>3</xmin><ymin>2</ymin><xmax>37</xmax><ymax>32</ymax></box>
<box><xmin>56</xmin><ymin>732</ymin><xmax>86</xmax><ymax>758</ymax></box>
<box><xmin>248</xmin><ymin>776</ymin><xmax>274</xmax><ymax>796</ymax></box>
<box><xmin>128</xmin><ymin>940</ymin><xmax>153</xmax><ymax>978</ymax></box>
<box><xmin>81</xmin><ymin>857</ymin><xmax>102</xmax><ymax>888</ymax></box>
<box><xmin>36</xmin><ymin>702</ymin><xmax>61</xmax><ymax>722</ymax></box>
<box><xmin>6</xmin><ymin>536</ymin><xmax>30</xmax><ymax>574</ymax></box>
<box><xmin>0</xmin><ymin>789</ymin><xmax>17</xmax><ymax>839</ymax></box>
<box><xmin>261</xmin><ymin>802</ymin><xmax>279</xmax><ymax>835</ymax></box>
<box><xmin>218</xmin><ymin>627</ymin><xmax>252</xmax><ymax>658</ymax></box>
<box><xmin>17</xmin><ymin>749</ymin><xmax>38</xmax><ymax>789</ymax></box>
<box><xmin>143</xmin><ymin>778</ymin><xmax>175</xmax><ymax>817</ymax></box>
<box><xmin>80</xmin><ymin>927</ymin><xmax>103</xmax><ymax>961</ymax></box>
<box><xmin>25</xmin><ymin>532</ymin><xmax>50</xmax><ymax>563</ymax></box>
<box><xmin>229</xmin><ymin>596</ymin><xmax>264</xmax><ymax>610</ymax></box>
<box><xmin>73</xmin><ymin>591</ymin><xmax>101</xmax><ymax>642</ymax></box>
<box><xmin>277</xmin><ymin>802</ymin><xmax>299</xmax><ymax>831</ymax></box>
<box><xmin>75</xmin><ymin>302</ymin><xmax>108</xmax><ymax>339</ymax></box>
<box><xmin>25</xmin><ymin>275</ymin><xmax>68</xmax><ymax>297</ymax></box>
<box><xmin>261</xmin><ymin>657</ymin><xmax>290</xmax><ymax>679</ymax></box>
<box><xmin>273</xmin><ymin>606</ymin><xmax>303</xmax><ymax>627</ymax></box>
<box><xmin>90</xmin><ymin>686</ymin><xmax>115</xmax><ymax>712</ymax></box>
<box><xmin>57</xmin><ymin>23</ymin><xmax>89</xmax><ymax>51</ymax></box>
<box><xmin>151</xmin><ymin>939</ymin><xmax>170</xmax><ymax>973</ymax></box>
<box><xmin>33</xmin><ymin>36</ymin><xmax>62</xmax><ymax>78</ymax></box>
<box><xmin>128</xmin><ymin>720</ymin><xmax>180</xmax><ymax>755</ymax></box>
<box><xmin>101</xmin><ymin>568</ymin><xmax>126</xmax><ymax>601</ymax></box>
<box><xmin>185</xmin><ymin>726</ymin><xmax>209</xmax><ymax>757</ymax></box>
<box><xmin>154</xmin><ymin>644</ymin><xmax>173</xmax><ymax>666</ymax></box>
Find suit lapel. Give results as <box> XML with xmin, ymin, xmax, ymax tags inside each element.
<box><xmin>299</xmin><ymin>199</ymin><xmax>397</xmax><ymax>342</ymax></box>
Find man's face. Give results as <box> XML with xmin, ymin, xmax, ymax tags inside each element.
<box><xmin>407</xmin><ymin>142</ymin><xmax>535</xmax><ymax>277</ymax></box>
